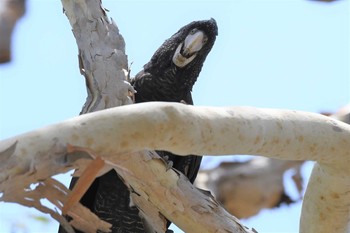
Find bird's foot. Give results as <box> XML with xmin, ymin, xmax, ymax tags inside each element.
<box><xmin>125</xmin><ymin>80</ymin><xmax>136</xmax><ymax>103</ymax></box>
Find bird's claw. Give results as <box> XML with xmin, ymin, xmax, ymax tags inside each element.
<box><xmin>122</xmin><ymin>80</ymin><xmax>136</xmax><ymax>103</ymax></box>
<box><xmin>180</xmin><ymin>100</ymin><xmax>188</xmax><ymax>104</ymax></box>
<box><xmin>166</xmin><ymin>161</ymin><xmax>174</xmax><ymax>171</ymax></box>
<box><xmin>163</xmin><ymin>155</ymin><xmax>174</xmax><ymax>171</ymax></box>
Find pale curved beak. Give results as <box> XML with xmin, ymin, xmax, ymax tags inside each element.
<box><xmin>172</xmin><ymin>30</ymin><xmax>206</xmax><ymax>68</ymax></box>
<box><xmin>182</xmin><ymin>30</ymin><xmax>205</xmax><ymax>57</ymax></box>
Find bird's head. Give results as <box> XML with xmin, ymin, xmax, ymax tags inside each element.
<box><xmin>172</xmin><ymin>19</ymin><xmax>218</xmax><ymax>68</ymax></box>
<box><xmin>145</xmin><ymin>18</ymin><xmax>218</xmax><ymax>72</ymax></box>
<box><xmin>139</xmin><ymin>19</ymin><xmax>218</xmax><ymax>93</ymax></box>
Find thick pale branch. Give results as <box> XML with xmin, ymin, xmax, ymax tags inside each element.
<box><xmin>300</xmin><ymin>163</ymin><xmax>350</xmax><ymax>233</ymax></box>
<box><xmin>1</xmin><ymin>103</ymin><xmax>349</xmax><ymax>168</ymax></box>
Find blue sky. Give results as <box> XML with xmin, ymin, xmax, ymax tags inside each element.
<box><xmin>0</xmin><ymin>0</ymin><xmax>348</xmax><ymax>232</ymax></box>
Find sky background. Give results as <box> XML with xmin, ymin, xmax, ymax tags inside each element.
<box><xmin>0</xmin><ymin>0</ymin><xmax>349</xmax><ymax>232</ymax></box>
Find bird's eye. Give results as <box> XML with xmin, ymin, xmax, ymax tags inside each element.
<box><xmin>203</xmin><ymin>36</ymin><xmax>208</xmax><ymax>44</ymax></box>
<box><xmin>190</xmin><ymin>29</ymin><xmax>197</xmax><ymax>35</ymax></box>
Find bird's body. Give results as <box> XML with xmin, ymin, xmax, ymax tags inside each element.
<box><xmin>59</xmin><ymin>18</ymin><xmax>217</xmax><ymax>233</ymax></box>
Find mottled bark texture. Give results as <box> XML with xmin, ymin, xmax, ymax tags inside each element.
<box><xmin>61</xmin><ymin>0</ymin><xmax>132</xmax><ymax>112</ymax></box>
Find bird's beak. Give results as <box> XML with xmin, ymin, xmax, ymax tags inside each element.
<box><xmin>173</xmin><ymin>30</ymin><xmax>206</xmax><ymax>68</ymax></box>
<box><xmin>182</xmin><ymin>30</ymin><xmax>206</xmax><ymax>58</ymax></box>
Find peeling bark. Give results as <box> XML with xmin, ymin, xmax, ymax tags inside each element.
<box><xmin>61</xmin><ymin>0</ymin><xmax>132</xmax><ymax>112</ymax></box>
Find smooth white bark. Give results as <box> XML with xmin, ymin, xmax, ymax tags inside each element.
<box><xmin>2</xmin><ymin>103</ymin><xmax>349</xmax><ymax>165</ymax></box>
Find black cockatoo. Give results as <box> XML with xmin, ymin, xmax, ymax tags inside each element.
<box><xmin>132</xmin><ymin>17</ymin><xmax>217</xmax><ymax>184</ymax></box>
<box><xmin>59</xmin><ymin>18</ymin><xmax>217</xmax><ymax>233</ymax></box>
